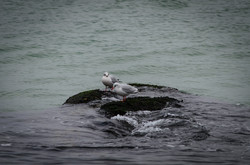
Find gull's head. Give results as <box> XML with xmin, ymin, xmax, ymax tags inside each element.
<box><xmin>103</xmin><ymin>72</ymin><xmax>109</xmax><ymax>77</ymax></box>
<box><xmin>113</xmin><ymin>82</ymin><xmax>119</xmax><ymax>88</ymax></box>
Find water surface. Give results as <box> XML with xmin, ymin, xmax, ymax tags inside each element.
<box><xmin>0</xmin><ymin>0</ymin><xmax>250</xmax><ymax>164</ymax></box>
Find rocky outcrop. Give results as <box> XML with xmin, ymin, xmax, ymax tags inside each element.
<box><xmin>101</xmin><ymin>96</ymin><xmax>181</xmax><ymax>117</ymax></box>
<box><xmin>64</xmin><ymin>83</ymin><xmax>182</xmax><ymax>117</ymax></box>
<box><xmin>64</xmin><ymin>89</ymin><xmax>105</xmax><ymax>104</ymax></box>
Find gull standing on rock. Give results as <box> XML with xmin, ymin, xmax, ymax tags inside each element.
<box><xmin>113</xmin><ymin>82</ymin><xmax>138</xmax><ymax>102</ymax></box>
<box><xmin>102</xmin><ymin>72</ymin><xmax>119</xmax><ymax>91</ymax></box>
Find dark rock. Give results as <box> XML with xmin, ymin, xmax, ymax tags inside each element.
<box><xmin>63</xmin><ymin>83</ymin><xmax>182</xmax><ymax>117</ymax></box>
<box><xmin>101</xmin><ymin>96</ymin><xmax>181</xmax><ymax>117</ymax></box>
<box><xmin>64</xmin><ymin>89</ymin><xmax>103</xmax><ymax>104</ymax></box>
<box><xmin>128</xmin><ymin>83</ymin><xmax>165</xmax><ymax>89</ymax></box>
<box><xmin>64</xmin><ymin>83</ymin><xmax>168</xmax><ymax>104</ymax></box>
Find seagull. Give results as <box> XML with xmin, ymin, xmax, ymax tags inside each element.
<box><xmin>102</xmin><ymin>72</ymin><xmax>119</xmax><ymax>91</ymax></box>
<box><xmin>113</xmin><ymin>82</ymin><xmax>138</xmax><ymax>101</ymax></box>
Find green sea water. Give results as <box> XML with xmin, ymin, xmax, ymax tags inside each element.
<box><xmin>0</xmin><ymin>0</ymin><xmax>250</xmax><ymax>111</ymax></box>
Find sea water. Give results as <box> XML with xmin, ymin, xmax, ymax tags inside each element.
<box><xmin>0</xmin><ymin>0</ymin><xmax>250</xmax><ymax>164</ymax></box>
<box><xmin>0</xmin><ymin>0</ymin><xmax>250</xmax><ymax>112</ymax></box>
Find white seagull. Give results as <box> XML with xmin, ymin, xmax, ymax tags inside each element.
<box><xmin>113</xmin><ymin>82</ymin><xmax>138</xmax><ymax>101</ymax></box>
<box><xmin>102</xmin><ymin>72</ymin><xmax>119</xmax><ymax>91</ymax></box>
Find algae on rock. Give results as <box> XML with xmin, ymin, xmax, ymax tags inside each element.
<box><xmin>64</xmin><ymin>89</ymin><xmax>103</xmax><ymax>104</ymax></box>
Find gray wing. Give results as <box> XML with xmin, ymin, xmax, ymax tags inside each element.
<box><xmin>121</xmin><ymin>85</ymin><xmax>138</xmax><ymax>94</ymax></box>
<box><xmin>110</xmin><ymin>75</ymin><xmax>119</xmax><ymax>83</ymax></box>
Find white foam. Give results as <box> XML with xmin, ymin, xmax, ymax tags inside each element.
<box><xmin>131</xmin><ymin>119</ymin><xmax>168</xmax><ymax>135</ymax></box>
<box><xmin>143</xmin><ymin>119</ymin><xmax>167</xmax><ymax>127</ymax></box>
<box><xmin>111</xmin><ymin>115</ymin><xmax>138</xmax><ymax>127</ymax></box>
<box><xmin>112</xmin><ymin>115</ymin><xmax>172</xmax><ymax>136</ymax></box>
<box><xmin>164</xmin><ymin>113</ymin><xmax>179</xmax><ymax>118</ymax></box>
<box><xmin>132</xmin><ymin>126</ymin><xmax>162</xmax><ymax>134</ymax></box>
<box><xmin>1</xmin><ymin>143</ymin><xmax>12</xmax><ymax>147</ymax></box>
<box><xmin>126</xmin><ymin>110</ymin><xmax>152</xmax><ymax>116</ymax></box>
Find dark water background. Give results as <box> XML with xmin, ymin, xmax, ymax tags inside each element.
<box><xmin>1</xmin><ymin>0</ymin><xmax>250</xmax><ymax>164</ymax></box>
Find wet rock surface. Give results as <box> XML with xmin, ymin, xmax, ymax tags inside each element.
<box><xmin>64</xmin><ymin>89</ymin><xmax>105</xmax><ymax>104</ymax></box>
<box><xmin>64</xmin><ymin>83</ymin><xmax>182</xmax><ymax>115</ymax></box>
<box><xmin>101</xmin><ymin>96</ymin><xmax>181</xmax><ymax>117</ymax></box>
